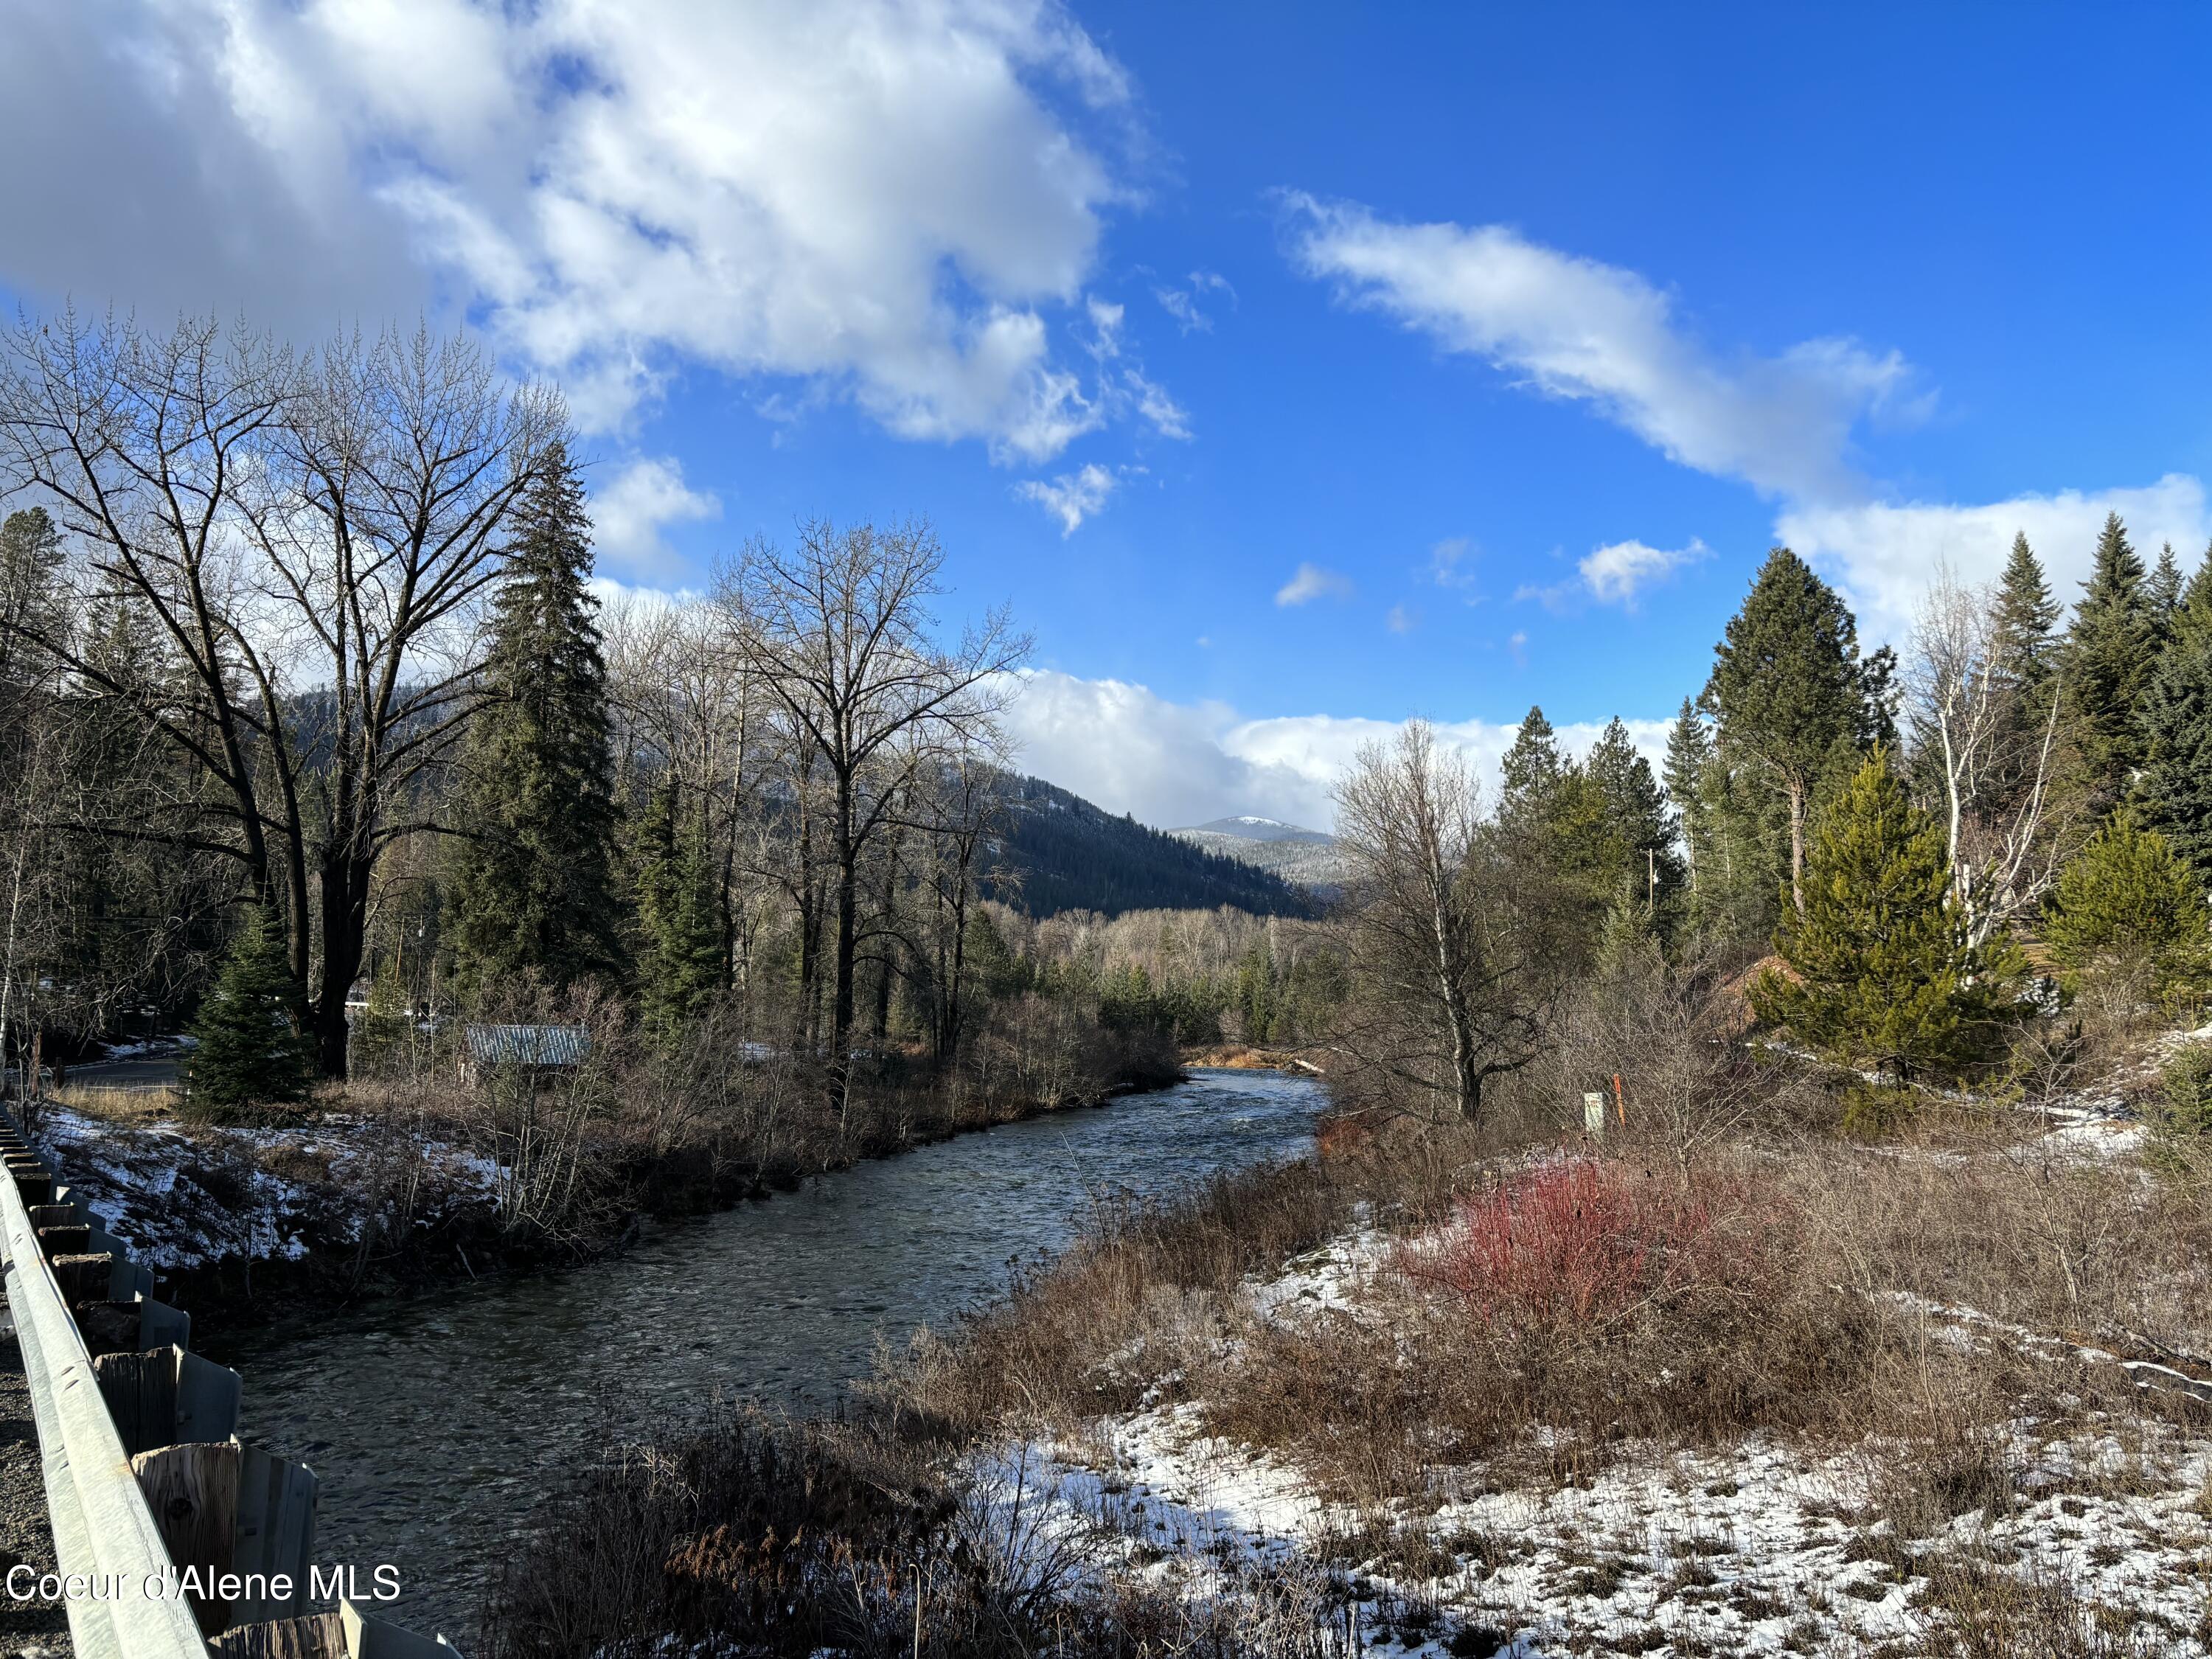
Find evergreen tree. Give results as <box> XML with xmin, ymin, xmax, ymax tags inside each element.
<box><xmin>446</xmin><ymin>444</ymin><xmax>622</xmax><ymax>998</ymax></box>
<box><xmin>349</xmin><ymin>949</ymin><xmax>414</xmax><ymax>1077</ymax></box>
<box><xmin>2062</xmin><ymin>512</ymin><xmax>2157</xmax><ymax>806</ymax></box>
<box><xmin>2177</xmin><ymin>541</ymin><xmax>2212</xmax><ymax>651</ymax></box>
<box><xmin>632</xmin><ymin>782</ymin><xmax>723</xmax><ymax>1038</ymax></box>
<box><xmin>1750</xmin><ymin>751</ymin><xmax>2026</xmax><ymax>1090</ymax></box>
<box><xmin>1992</xmin><ymin>531</ymin><xmax>2062</xmax><ymax>689</ymax></box>
<box><xmin>1584</xmin><ymin>716</ymin><xmax>1686</xmax><ymax>927</ymax></box>
<box><xmin>1702</xmin><ymin>547</ymin><xmax>1884</xmax><ymax>913</ymax></box>
<box><xmin>2135</xmin><ymin>632</ymin><xmax>2212</xmax><ymax>889</ymax></box>
<box><xmin>2045</xmin><ymin>813</ymin><xmax>2212</xmax><ymax>1014</ymax></box>
<box><xmin>1498</xmin><ymin>706</ymin><xmax>1566</xmax><ymax>834</ymax></box>
<box><xmin>186</xmin><ymin>904</ymin><xmax>316</xmax><ymax>1116</ymax></box>
<box><xmin>2150</xmin><ymin>541</ymin><xmax>2187</xmax><ymax>634</ymax></box>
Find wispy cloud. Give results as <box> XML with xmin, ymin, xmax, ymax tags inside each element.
<box><xmin>1016</xmin><ymin>463</ymin><xmax>1120</xmax><ymax>536</ymax></box>
<box><xmin>1281</xmin><ymin>193</ymin><xmax>1924</xmax><ymax>504</ymax></box>
<box><xmin>1275</xmin><ymin>562</ymin><xmax>1354</xmax><ymax>606</ymax></box>
<box><xmin>1385</xmin><ymin>603</ymin><xmax>1414</xmax><ymax>634</ymax></box>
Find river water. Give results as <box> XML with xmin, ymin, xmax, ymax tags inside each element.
<box><xmin>214</xmin><ymin>1068</ymin><xmax>1324</xmax><ymax>1638</ymax></box>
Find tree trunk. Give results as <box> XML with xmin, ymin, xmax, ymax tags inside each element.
<box><xmin>313</xmin><ymin>847</ymin><xmax>372</xmax><ymax>1080</ymax></box>
<box><xmin>1788</xmin><ymin>779</ymin><xmax>1807</xmax><ymax>915</ymax></box>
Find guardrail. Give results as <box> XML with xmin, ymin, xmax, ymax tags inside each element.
<box><xmin>0</xmin><ymin>1113</ymin><xmax>459</xmax><ymax>1659</ymax></box>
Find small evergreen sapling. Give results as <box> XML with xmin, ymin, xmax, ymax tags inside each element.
<box><xmin>2044</xmin><ymin>813</ymin><xmax>2212</xmax><ymax>1016</ymax></box>
<box><xmin>186</xmin><ymin>903</ymin><xmax>316</xmax><ymax>1116</ymax></box>
<box><xmin>1750</xmin><ymin>751</ymin><xmax>2026</xmax><ymax>1107</ymax></box>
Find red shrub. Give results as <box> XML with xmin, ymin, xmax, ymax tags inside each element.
<box><xmin>1402</xmin><ymin>1158</ymin><xmax>1781</xmax><ymax>1330</ymax></box>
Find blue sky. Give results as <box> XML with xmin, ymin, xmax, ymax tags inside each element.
<box><xmin>7</xmin><ymin>1</ymin><xmax>2211</xmax><ymax>826</ymax></box>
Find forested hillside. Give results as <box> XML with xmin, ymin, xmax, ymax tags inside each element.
<box><xmin>981</xmin><ymin>775</ymin><xmax>1319</xmax><ymax>919</ymax></box>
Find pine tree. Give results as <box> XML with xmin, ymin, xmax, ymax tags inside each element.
<box><xmin>1584</xmin><ymin>716</ymin><xmax>1686</xmax><ymax>927</ymax></box>
<box><xmin>2136</xmin><ymin>633</ymin><xmax>2212</xmax><ymax>889</ymax></box>
<box><xmin>1498</xmin><ymin>706</ymin><xmax>1566</xmax><ymax>834</ymax></box>
<box><xmin>446</xmin><ymin>444</ymin><xmax>622</xmax><ymax>999</ymax></box>
<box><xmin>1702</xmin><ymin>548</ymin><xmax>1884</xmax><ymax>913</ymax></box>
<box><xmin>2151</xmin><ymin>541</ymin><xmax>2187</xmax><ymax>633</ymax></box>
<box><xmin>2177</xmin><ymin>541</ymin><xmax>2212</xmax><ymax>652</ymax></box>
<box><xmin>1749</xmin><ymin>751</ymin><xmax>2026</xmax><ymax>1090</ymax></box>
<box><xmin>2062</xmin><ymin>512</ymin><xmax>2157</xmax><ymax>807</ymax></box>
<box><xmin>632</xmin><ymin>782</ymin><xmax>723</xmax><ymax>1039</ymax></box>
<box><xmin>1992</xmin><ymin>531</ymin><xmax>2062</xmax><ymax>690</ymax></box>
<box><xmin>2045</xmin><ymin>813</ymin><xmax>2212</xmax><ymax>1014</ymax></box>
<box><xmin>186</xmin><ymin>904</ymin><xmax>316</xmax><ymax>1116</ymax></box>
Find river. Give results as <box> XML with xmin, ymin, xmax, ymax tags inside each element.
<box><xmin>212</xmin><ymin>1068</ymin><xmax>1325</xmax><ymax>1638</ymax></box>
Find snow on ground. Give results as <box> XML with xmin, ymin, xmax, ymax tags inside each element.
<box><xmin>995</xmin><ymin>1225</ymin><xmax>2212</xmax><ymax>1657</ymax></box>
<box><xmin>28</xmin><ymin>1106</ymin><xmax>501</xmax><ymax>1271</ymax></box>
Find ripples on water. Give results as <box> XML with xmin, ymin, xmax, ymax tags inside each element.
<box><xmin>214</xmin><ymin>1068</ymin><xmax>1324</xmax><ymax>1636</ymax></box>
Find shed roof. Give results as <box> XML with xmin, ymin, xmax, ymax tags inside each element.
<box><xmin>464</xmin><ymin>1023</ymin><xmax>591</xmax><ymax>1067</ymax></box>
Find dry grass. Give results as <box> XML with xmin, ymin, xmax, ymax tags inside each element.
<box><xmin>50</xmin><ymin>1081</ymin><xmax>179</xmax><ymax>1124</ymax></box>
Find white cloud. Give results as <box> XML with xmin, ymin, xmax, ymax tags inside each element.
<box><xmin>2</xmin><ymin>0</ymin><xmax>1165</xmax><ymax>460</ymax></box>
<box><xmin>1016</xmin><ymin>463</ymin><xmax>1119</xmax><ymax>535</ymax></box>
<box><xmin>1429</xmin><ymin>535</ymin><xmax>1478</xmax><ymax>591</ymax></box>
<box><xmin>1276</xmin><ymin>562</ymin><xmax>1354</xmax><ymax>606</ymax></box>
<box><xmin>1385</xmin><ymin>604</ymin><xmax>1414</xmax><ymax>634</ymax></box>
<box><xmin>1155</xmin><ymin>288</ymin><xmax>1211</xmax><ymax>333</ymax></box>
<box><xmin>1282</xmin><ymin>194</ymin><xmax>1922</xmax><ymax>503</ymax></box>
<box><xmin>1778</xmin><ymin>474</ymin><xmax>2212</xmax><ymax>638</ymax></box>
<box><xmin>1521</xmin><ymin>537</ymin><xmax>1714</xmax><ymax>611</ymax></box>
<box><xmin>588</xmin><ymin>456</ymin><xmax>721</xmax><ymax>577</ymax></box>
<box><xmin>1001</xmin><ymin>669</ymin><xmax>1670</xmax><ymax>830</ymax></box>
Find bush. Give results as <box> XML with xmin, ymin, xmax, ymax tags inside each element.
<box><xmin>1399</xmin><ymin>1158</ymin><xmax>1787</xmax><ymax>1332</ymax></box>
<box><xmin>2156</xmin><ymin>1043</ymin><xmax>2212</xmax><ymax>1141</ymax></box>
<box><xmin>2045</xmin><ymin>813</ymin><xmax>2212</xmax><ymax>1023</ymax></box>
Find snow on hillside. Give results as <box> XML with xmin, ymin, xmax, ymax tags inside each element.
<box><xmin>1171</xmin><ymin>814</ymin><xmax>1350</xmax><ymax>891</ymax></box>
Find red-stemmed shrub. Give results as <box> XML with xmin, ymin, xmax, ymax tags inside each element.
<box><xmin>1399</xmin><ymin>1157</ymin><xmax>1786</xmax><ymax>1330</ymax></box>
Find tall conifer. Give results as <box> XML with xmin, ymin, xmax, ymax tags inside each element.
<box><xmin>1701</xmin><ymin>547</ymin><xmax>1883</xmax><ymax>912</ymax></box>
<box><xmin>2063</xmin><ymin>512</ymin><xmax>2157</xmax><ymax>805</ymax></box>
<box><xmin>446</xmin><ymin>444</ymin><xmax>622</xmax><ymax>998</ymax></box>
<box><xmin>2136</xmin><ymin>633</ymin><xmax>2212</xmax><ymax>888</ymax></box>
<box><xmin>1992</xmin><ymin>531</ymin><xmax>2061</xmax><ymax>689</ymax></box>
<box><xmin>632</xmin><ymin>782</ymin><xmax>723</xmax><ymax>1038</ymax></box>
<box><xmin>2177</xmin><ymin>541</ymin><xmax>2212</xmax><ymax>651</ymax></box>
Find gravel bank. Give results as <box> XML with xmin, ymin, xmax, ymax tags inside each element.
<box><xmin>0</xmin><ymin>1318</ymin><xmax>69</xmax><ymax>1658</ymax></box>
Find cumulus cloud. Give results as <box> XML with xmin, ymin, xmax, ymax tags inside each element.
<box><xmin>1282</xmin><ymin>194</ymin><xmax>1922</xmax><ymax>504</ymax></box>
<box><xmin>1</xmin><ymin>0</ymin><xmax>1163</xmax><ymax>459</ymax></box>
<box><xmin>1519</xmin><ymin>537</ymin><xmax>1709</xmax><ymax>610</ymax></box>
<box><xmin>1276</xmin><ymin>562</ymin><xmax>1354</xmax><ymax>606</ymax></box>
<box><xmin>1001</xmin><ymin>669</ymin><xmax>1670</xmax><ymax>830</ymax></box>
<box><xmin>1016</xmin><ymin>463</ymin><xmax>1119</xmax><ymax>535</ymax></box>
<box><xmin>1779</xmin><ymin>475</ymin><xmax>2212</xmax><ymax>639</ymax></box>
<box><xmin>588</xmin><ymin>456</ymin><xmax>721</xmax><ymax>578</ymax></box>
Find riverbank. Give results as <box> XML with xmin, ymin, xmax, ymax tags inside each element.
<box><xmin>479</xmin><ymin>1021</ymin><xmax>2212</xmax><ymax>1657</ymax></box>
<box><xmin>26</xmin><ymin>1033</ymin><xmax>1184</xmax><ymax>1333</ymax></box>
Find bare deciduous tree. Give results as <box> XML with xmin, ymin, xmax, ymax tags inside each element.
<box><xmin>716</xmin><ymin>519</ymin><xmax>1029</xmax><ymax>1094</ymax></box>
<box><xmin>1330</xmin><ymin>720</ymin><xmax>1557</xmax><ymax>1124</ymax></box>
<box><xmin>0</xmin><ymin>313</ymin><xmax>565</xmax><ymax>1074</ymax></box>
<box><xmin>1907</xmin><ymin>565</ymin><xmax>2083</xmax><ymax>948</ymax></box>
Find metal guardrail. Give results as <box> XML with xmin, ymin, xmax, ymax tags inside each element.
<box><xmin>0</xmin><ymin>1133</ymin><xmax>209</xmax><ymax>1659</ymax></box>
<box><xmin>0</xmin><ymin>1115</ymin><xmax>462</xmax><ymax>1659</ymax></box>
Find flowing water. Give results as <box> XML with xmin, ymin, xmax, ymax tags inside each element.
<box><xmin>213</xmin><ymin>1068</ymin><xmax>1325</xmax><ymax>1637</ymax></box>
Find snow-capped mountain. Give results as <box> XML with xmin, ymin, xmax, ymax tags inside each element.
<box><xmin>1169</xmin><ymin>816</ymin><xmax>1349</xmax><ymax>893</ymax></box>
